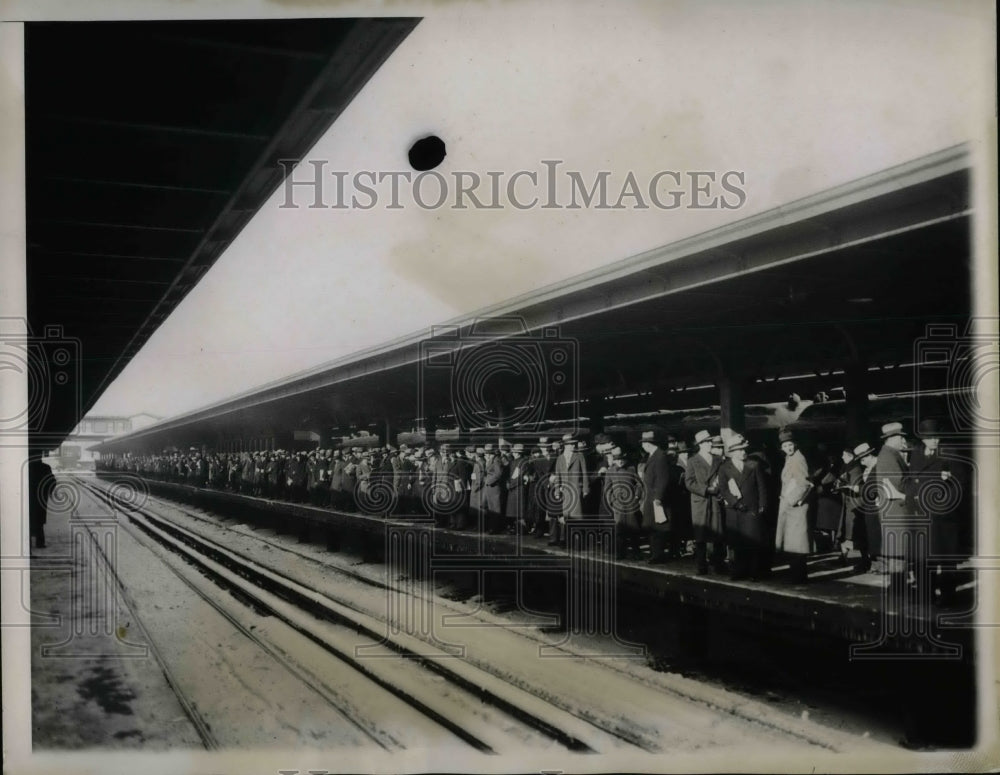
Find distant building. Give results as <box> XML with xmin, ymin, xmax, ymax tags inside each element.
<box><xmin>127</xmin><ymin>412</ymin><xmax>161</xmax><ymax>432</ymax></box>
<box><xmin>48</xmin><ymin>413</ymin><xmax>162</xmax><ymax>469</ymax></box>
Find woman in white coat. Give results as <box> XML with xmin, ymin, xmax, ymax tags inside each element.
<box><xmin>776</xmin><ymin>428</ymin><xmax>812</xmax><ymax>582</ymax></box>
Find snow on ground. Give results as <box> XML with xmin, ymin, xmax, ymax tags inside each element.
<box><xmin>135</xmin><ymin>491</ymin><xmax>896</xmax><ymax>755</ymax></box>
<box><xmin>33</xmin><ymin>482</ymin><xmax>402</xmax><ymax>750</ymax></box>
<box><xmin>30</xmin><ymin>484</ymin><xmax>202</xmax><ymax>749</ymax></box>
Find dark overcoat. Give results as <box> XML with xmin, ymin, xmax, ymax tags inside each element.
<box><xmin>717</xmin><ymin>458</ymin><xmax>769</xmax><ymax>546</ymax></box>
<box><xmin>552</xmin><ymin>450</ymin><xmax>588</xmax><ymax>518</ymax></box>
<box><xmin>684</xmin><ymin>451</ymin><xmax>724</xmax><ymax>541</ymax></box>
<box><xmin>483</xmin><ymin>457</ymin><xmax>505</xmax><ymax>515</ymax></box>
<box><xmin>641</xmin><ymin>448</ymin><xmax>671</xmax><ymax>531</ymax></box>
<box><xmin>505</xmin><ymin>456</ymin><xmax>527</xmax><ymax>519</ymax></box>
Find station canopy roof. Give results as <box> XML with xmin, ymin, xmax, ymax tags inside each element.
<box><xmin>26</xmin><ymin>17</ymin><xmax>420</xmax><ymax>448</ymax></box>
<box><xmin>92</xmin><ymin>145</ymin><xmax>972</xmax><ymax>454</ymax></box>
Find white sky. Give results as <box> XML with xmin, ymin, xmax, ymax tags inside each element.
<box><xmin>86</xmin><ymin>0</ymin><xmax>994</xmax><ymax>419</ymax></box>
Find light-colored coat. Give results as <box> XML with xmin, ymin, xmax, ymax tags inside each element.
<box><xmin>776</xmin><ymin>449</ymin><xmax>811</xmax><ymax>554</ymax></box>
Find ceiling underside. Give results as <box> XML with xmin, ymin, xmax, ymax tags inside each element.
<box><xmin>25</xmin><ymin>17</ymin><xmax>420</xmax><ymax>448</ymax></box>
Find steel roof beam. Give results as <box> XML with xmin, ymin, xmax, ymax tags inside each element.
<box><xmin>28</xmin><ymin>249</ymin><xmax>187</xmax><ymax>263</ymax></box>
<box><xmin>153</xmin><ymin>33</ymin><xmax>330</xmax><ymax>62</ymax></box>
<box><xmin>40</xmin><ymin>175</ymin><xmax>232</xmax><ymax>195</ymax></box>
<box><xmin>42</xmin><ymin>114</ymin><xmax>270</xmax><ymax>141</ymax></box>
<box><xmin>36</xmin><ymin>218</ymin><xmax>205</xmax><ymax>233</ymax></box>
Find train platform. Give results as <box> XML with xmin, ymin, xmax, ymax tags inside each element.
<box><xmin>96</xmin><ymin>473</ymin><xmax>975</xmax><ymax>653</ymax></box>
<box><xmin>28</xmin><ymin>480</ymin><xmax>204</xmax><ymax>749</ymax></box>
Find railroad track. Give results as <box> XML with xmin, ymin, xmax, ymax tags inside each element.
<box><xmin>67</xmin><ymin>484</ymin><xmax>221</xmax><ymax>749</ymax></box>
<box><xmin>82</xmin><ymin>474</ymin><xmax>891</xmax><ymax>754</ymax></box>
<box><xmin>72</xmin><ymin>477</ymin><xmax>418</xmax><ymax>751</ymax></box>
<box><xmin>75</xmin><ymin>475</ymin><xmax>641</xmax><ymax>754</ymax></box>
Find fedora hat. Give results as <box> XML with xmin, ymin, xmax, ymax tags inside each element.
<box><xmin>710</xmin><ymin>435</ymin><xmax>724</xmax><ymax>447</ymax></box>
<box><xmin>694</xmin><ymin>430</ymin><xmax>712</xmax><ymax>445</ymax></box>
<box><xmin>726</xmin><ymin>434</ymin><xmax>749</xmax><ymax>454</ymax></box>
<box><xmin>853</xmin><ymin>442</ymin><xmax>875</xmax><ymax>459</ymax></box>
<box><xmin>561</xmin><ymin>433</ymin><xmax>574</xmax><ymax>443</ymax></box>
<box><xmin>916</xmin><ymin>418</ymin><xmax>948</xmax><ymax>438</ymax></box>
<box><xmin>880</xmin><ymin>421</ymin><xmax>904</xmax><ymax>439</ymax></box>
<box><xmin>511</xmin><ymin>443</ymin><xmax>525</xmax><ymax>453</ymax></box>
<box><xmin>778</xmin><ymin>428</ymin><xmax>795</xmax><ymax>444</ymax></box>
<box><xmin>641</xmin><ymin>429</ymin><xmax>666</xmax><ymax>445</ymax></box>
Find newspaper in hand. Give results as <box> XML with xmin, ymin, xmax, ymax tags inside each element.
<box><xmin>727</xmin><ymin>478</ymin><xmax>743</xmax><ymax>500</ymax></box>
<box><xmin>653</xmin><ymin>502</ymin><xmax>668</xmax><ymax>524</ymax></box>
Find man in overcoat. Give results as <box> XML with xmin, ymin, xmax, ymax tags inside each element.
<box><xmin>684</xmin><ymin>430</ymin><xmax>726</xmax><ymax>574</ymax></box>
<box><xmin>428</xmin><ymin>446</ymin><xmax>451</xmax><ymax>527</ymax></box>
<box><xmin>905</xmin><ymin>418</ymin><xmax>969</xmax><ymax>602</ymax></box>
<box><xmin>329</xmin><ymin>450</ymin><xmax>345</xmax><ymax>511</ymax></box>
<box><xmin>448</xmin><ymin>447</ymin><xmax>474</xmax><ymax>529</ymax></box>
<box><xmin>874</xmin><ymin>421</ymin><xmax>910</xmax><ymax>577</ymax></box>
<box><xmin>717</xmin><ymin>434</ymin><xmax>769</xmax><ymax>580</ymax></box>
<box><xmin>667</xmin><ymin>440</ymin><xmax>692</xmax><ymax>558</ymax></box>
<box><xmin>523</xmin><ymin>445</ymin><xmax>545</xmax><ymax>536</ymax></box>
<box><xmin>28</xmin><ymin>454</ymin><xmax>52</xmax><ymax>549</ymax></box>
<box><xmin>551</xmin><ymin>433</ymin><xmax>588</xmax><ymax>546</ymax></box>
<box><xmin>603</xmin><ymin>446</ymin><xmax>642</xmax><ymax>559</ymax></box>
<box><xmin>833</xmin><ymin>446</ymin><xmax>864</xmax><ymax>565</ymax></box>
<box><xmin>505</xmin><ymin>443</ymin><xmax>528</xmax><ymax>533</ymax></box>
<box><xmin>640</xmin><ymin>430</ymin><xmax>673</xmax><ymax>564</ymax></box>
<box><xmin>776</xmin><ymin>428</ymin><xmax>812</xmax><ymax>583</ymax></box>
<box><xmin>483</xmin><ymin>444</ymin><xmax>506</xmax><ymax>534</ymax></box>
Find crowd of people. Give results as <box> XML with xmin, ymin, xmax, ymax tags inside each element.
<box><xmin>98</xmin><ymin>417</ymin><xmax>972</xmax><ymax>601</ymax></box>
